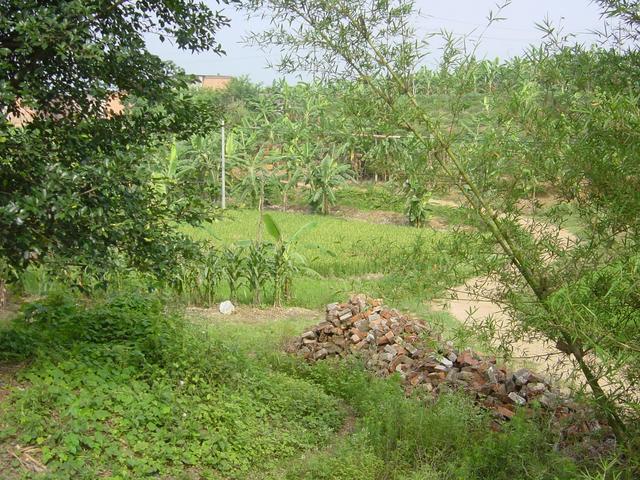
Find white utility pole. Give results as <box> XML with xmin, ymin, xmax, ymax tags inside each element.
<box><xmin>221</xmin><ymin>119</ymin><xmax>226</xmax><ymax>209</ymax></box>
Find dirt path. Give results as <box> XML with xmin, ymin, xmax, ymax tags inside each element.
<box><xmin>431</xmin><ymin>209</ymin><xmax>579</xmax><ymax>380</ymax></box>
<box><xmin>430</xmin><ymin>278</ymin><xmax>571</xmax><ymax>378</ymax></box>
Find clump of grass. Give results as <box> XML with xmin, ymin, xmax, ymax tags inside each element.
<box><xmin>334</xmin><ymin>182</ymin><xmax>405</xmax><ymax>212</ymax></box>
<box><xmin>272</xmin><ymin>356</ymin><xmax>580</xmax><ymax>480</ymax></box>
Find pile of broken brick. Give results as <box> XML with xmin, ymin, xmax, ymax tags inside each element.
<box><xmin>288</xmin><ymin>294</ymin><xmax>609</xmax><ymax>437</ymax></box>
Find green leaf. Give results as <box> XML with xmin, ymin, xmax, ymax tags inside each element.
<box><xmin>262</xmin><ymin>213</ymin><xmax>281</xmax><ymax>242</ymax></box>
<box><xmin>290</xmin><ymin>221</ymin><xmax>317</xmax><ymax>244</ymax></box>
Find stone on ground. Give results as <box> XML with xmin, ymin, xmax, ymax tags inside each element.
<box><xmin>219</xmin><ymin>300</ymin><xmax>235</xmax><ymax>315</ymax></box>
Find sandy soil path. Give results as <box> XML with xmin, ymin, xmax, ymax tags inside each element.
<box><xmin>431</xmin><ymin>211</ymin><xmax>579</xmax><ymax>379</ymax></box>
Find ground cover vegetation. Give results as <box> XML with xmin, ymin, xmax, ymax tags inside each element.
<box><xmin>1</xmin><ymin>0</ymin><xmax>639</xmax><ymax>478</ymax></box>
<box><xmin>0</xmin><ymin>292</ymin><xmax>595</xmax><ymax>479</ymax></box>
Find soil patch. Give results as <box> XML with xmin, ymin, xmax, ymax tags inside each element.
<box><xmin>186</xmin><ymin>304</ymin><xmax>320</xmax><ymax>325</ymax></box>
<box><xmin>430</xmin><ymin>277</ymin><xmax>570</xmax><ymax>377</ymax></box>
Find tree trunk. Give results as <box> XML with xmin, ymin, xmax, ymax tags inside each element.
<box><xmin>564</xmin><ymin>332</ymin><xmax>626</xmax><ymax>439</ymax></box>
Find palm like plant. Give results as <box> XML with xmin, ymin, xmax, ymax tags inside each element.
<box><xmin>228</xmin><ymin>129</ymin><xmax>282</xmax><ymax>211</ymax></box>
<box><xmin>153</xmin><ymin>141</ymin><xmax>195</xmax><ymax>196</ymax></box>
<box><xmin>306</xmin><ymin>152</ymin><xmax>353</xmax><ymax>214</ymax></box>
<box><xmin>183</xmin><ymin>133</ymin><xmax>221</xmax><ymax>198</ymax></box>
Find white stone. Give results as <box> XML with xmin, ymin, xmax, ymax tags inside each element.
<box><xmin>219</xmin><ymin>300</ymin><xmax>235</xmax><ymax>315</ymax></box>
<box><xmin>437</xmin><ymin>356</ymin><xmax>454</xmax><ymax>368</ymax></box>
<box><xmin>508</xmin><ymin>392</ymin><xmax>527</xmax><ymax>406</ymax></box>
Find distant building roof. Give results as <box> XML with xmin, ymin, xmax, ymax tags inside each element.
<box><xmin>197</xmin><ymin>74</ymin><xmax>234</xmax><ymax>90</ymax></box>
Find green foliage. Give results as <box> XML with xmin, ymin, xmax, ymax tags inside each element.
<box><xmin>404</xmin><ymin>187</ymin><xmax>431</xmax><ymax>228</ymax></box>
<box><xmin>244</xmin><ymin>0</ymin><xmax>640</xmax><ymax>438</ymax></box>
<box><xmin>228</xmin><ymin>128</ymin><xmax>282</xmax><ymax>209</ymax></box>
<box><xmin>281</xmin><ymin>433</ymin><xmax>384</xmax><ymax>480</ymax></box>
<box><xmin>263</xmin><ymin>213</ymin><xmax>318</xmax><ymax>305</ymax></box>
<box><xmin>175</xmin><ymin>208</ymin><xmax>478</xmax><ymax>313</ymax></box>
<box><xmin>334</xmin><ymin>183</ymin><xmax>405</xmax><ymax>212</ymax></box>
<box><xmin>270</xmin><ymin>357</ymin><xmax>580</xmax><ymax>480</ymax></box>
<box><xmin>306</xmin><ymin>152</ymin><xmax>354</xmax><ymax>214</ymax></box>
<box><xmin>222</xmin><ymin>245</ymin><xmax>247</xmax><ymax>303</ymax></box>
<box><xmin>1</xmin><ymin>0</ymin><xmax>232</xmax><ymax>119</ymax></box>
<box><xmin>167</xmin><ymin>215</ymin><xmax>320</xmax><ymax>307</ymax></box>
<box><xmin>0</xmin><ymin>0</ymin><xmax>232</xmax><ymax>280</ymax></box>
<box><xmin>185</xmin><ymin>209</ymin><xmax>447</xmax><ymax>278</ymax></box>
<box><xmin>0</xmin><ymin>292</ymin><xmax>345</xmax><ymax>478</ymax></box>
<box><xmin>3</xmin><ymin>291</ymin><xmax>634</xmax><ymax>479</ymax></box>
<box><xmin>245</xmin><ymin>241</ymin><xmax>272</xmax><ymax>304</ymax></box>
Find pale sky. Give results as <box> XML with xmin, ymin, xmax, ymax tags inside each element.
<box><xmin>145</xmin><ymin>1</ymin><xmax>608</xmax><ymax>84</ymax></box>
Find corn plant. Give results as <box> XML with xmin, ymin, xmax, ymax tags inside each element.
<box><xmin>222</xmin><ymin>245</ymin><xmax>247</xmax><ymax>303</ymax></box>
<box><xmin>263</xmin><ymin>213</ymin><xmax>317</xmax><ymax>306</ymax></box>
<box><xmin>195</xmin><ymin>248</ymin><xmax>224</xmax><ymax>305</ymax></box>
<box><xmin>242</xmin><ymin>241</ymin><xmax>272</xmax><ymax>305</ymax></box>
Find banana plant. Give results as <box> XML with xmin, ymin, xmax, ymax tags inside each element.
<box><xmin>182</xmin><ymin>133</ymin><xmax>221</xmax><ymax>199</ymax></box>
<box><xmin>152</xmin><ymin>140</ymin><xmax>195</xmax><ymax>195</ymax></box>
<box><xmin>305</xmin><ymin>150</ymin><xmax>353</xmax><ymax>214</ymax></box>
<box><xmin>403</xmin><ymin>178</ymin><xmax>432</xmax><ymax>227</ymax></box>
<box><xmin>228</xmin><ymin>127</ymin><xmax>282</xmax><ymax>211</ymax></box>
<box><xmin>280</xmin><ymin>139</ymin><xmax>314</xmax><ymax>211</ymax></box>
<box><xmin>263</xmin><ymin>213</ymin><xmax>317</xmax><ymax>306</ymax></box>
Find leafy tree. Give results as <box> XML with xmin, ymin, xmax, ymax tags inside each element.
<box><xmin>1</xmin><ymin>0</ymin><xmax>234</xmax><ymax>119</ymax></box>
<box><xmin>595</xmin><ymin>0</ymin><xmax>640</xmax><ymax>44</ymax></box>
<box><xmin>1</xmin><ymin>0</ymin><xmax>236</xmax><ymax>279</ymax></box>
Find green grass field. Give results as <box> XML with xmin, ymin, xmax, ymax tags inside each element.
<box><xmin>182</xmin><ymin>208</ymin><xmax>468</xmax><ymax>313</ymax></box>
<box><xmin>187</xmin><ymin>208</ymin><xmax>439</xmax><ymax>275</ymax></box>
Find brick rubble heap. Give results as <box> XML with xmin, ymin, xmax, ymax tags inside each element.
<box><xmin>290</xmin><ymin>294</ymin><xmax>604</xmax><ymax>432</ymax></box>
